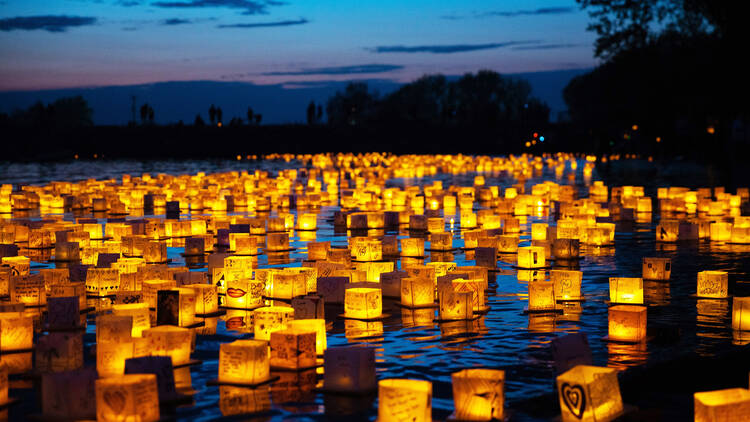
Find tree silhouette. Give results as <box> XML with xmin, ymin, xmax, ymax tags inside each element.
<box><xmin>246</xmin><ymin>107</ymin><xmax>254</xmax><ymax>125</ymax></box>
<box><xmin>254</xmin><ymin>114</ymin><xmax>262</xmax><ymax>125</ymax></box>
<box><xmin>194</xmin><ymin>114</ymin><xmax>205</xmax><ymax>126</ymax></box>
<box><xmin>209</xmin><ymin>104</ymin><xmax>216</xmax><ymax>125</ymax></box>
<box><xmin>148</xmin><ymin>106</ymin><xmax>154</xmax><ymax>124</ymax></box>
<box><xmin>326</xmin><ymin>82</ymin><xmax>379</xmax><ymax>127</ymax></box>
<box><xmin>306</xmin><ymin>101</ymin><xmax>316</xmax><ymax>125</ymax></box>
<box><xmin>316</xmin><ymin>105</ymin><xmax>323</xmax><ymax>123</ymax></box>
<box><xmin>140</xmin><ymin>103</ymin><xmax>149</xmax><ymax>125</ymax></box>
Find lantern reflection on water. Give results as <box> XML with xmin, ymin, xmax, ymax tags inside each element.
<box><xmin>270</xmin><ymin>328</ymin><xmax>316</xmax><ymax>370</ymax></box>
<box><xmin>378</xmin><ymin>379</ymin><xmax>432</xmax><ymax>422</ymax></box>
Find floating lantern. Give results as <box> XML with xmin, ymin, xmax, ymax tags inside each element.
<box><xmin>551</xmin><ymin>270</ymin><xmax>583</xmax><ymax>301</ymax></box>
<box><xmin>323</xmin><ymin>346</ymin><xmax>376</xmax><ymax>393</ymax></box>
<box><xmin>36</xmin><ymin>331</ymin><xmax>84</xmax><ymax>372</ymax></box>
<box><xmin>218</xmin><ymin>339</ymin><xmax>269</xmax><ymax>384</ymax></box>
<box><xmin>266</xmin><ymin>232</ymin><xmax>290</xmax><ymax>251</ymax></box>
<box><xmin>96</xmin><ymin>374</ymin><xmax>160</xmax><ymax>422</ymax></box>
<box><xmin>439</xmin><ymin>290</ymin><xmax>473</xmax><ymax>320</ymax></box>
<box><xmin>401</xmin><ymin>238</ymin><xmax>425</xmax><ymax>257</ymax></box>
<box><xmin>270</xmin><ymin>328</ymin><xmax>317</xmax><ymax>370</ymax></box>
<box><xmin>297</xmin><ymin>213</ymin><xmax>317</xmax><ymax>231</ymax></box>
<box><xmin>401</xmin><ymin>277</ymin><xmax>434</xmax><ymax>307</ymax></box>
<box><xmin>186</xmin><ymin>284</ymin><xmax>218</xmax><ymax>314</ymax></box>
<box><xmin>97</xmin><ymin>339</ymin><xmax>137</xmax><ymax>378</ymax></box>
<box><xmin>709</xmin><ymin>222</ymin><xmax>732</xmax><ymax>242</ymax></box>
<box><xmin>732</xmin><ymin>297</ymin><xmax>750</xmax><ymax>331</ymax></box>
<box><xmin>316</xmin><ymin>277</ymin><xmax>348</xmax><ymax>304</ymax></box>
<box><xmin>608</xmin><ymin>305</ymin><xmax>647</xmax><ymax>342</ymax></box>
<box><xmin>41</xmin><ymin>368</ymin><xmax>97</xmax><ymax>420</ymax></box>
<box><xmin>609</xmin><ymin>277</ymin><xmax>644</xmax><ymax>304</ymax></box>
<box><xmin>2</xmin><ymin>256</ymin><xmax>30</xmax><ymax>276</ymax></box>
<box><xmin>142</xmin><ymin>279</ymin><xmax>176</xmax><ymax>308</ymax></box>
<box><xmin>46</xmin><ymin>296</ymin><xmax>82</xmax><ymax>330</ymax></box>
<box><xmin>556</xmin><ymin>365</ymin><xmax>623</xmax><ymax>422</ymax></box>
<box><xmin>518</xmin><ymin>246</ymin><xmax>546</xmax><ymax>269</ymax></box>
<box><xmin>694</xmin><ymin>388</ymin><xmax>750</xmax><ymax>422</ymax></box>
<box><xmin>96</xmin><ymin>314</ymin><xmax>133</xmax><ymax>343</ymax></box>
<box><xmin>378</xmin><ymin>379</ymin><xmax>432</xmax><ymax>422</ymax></box>
<box><xmin>267</xmin><ymin>272</ymin><xmax>306</xmax><ymax>299</ymax></box>
<box><xmin>141</xmin><ymin>325</ymin><xmax>192</xmax><ymax>366</ymax></box>
<box><xmin>697</xmin><ymin>271</ymin><xmax>728</xmax><ymax>298</ymax></box>
<box><xmin>0</xmin><ymin>312</ymin><xmax>33</xmax><ymax>351</ymax></box>
<box><xmin>289</xmin><ymin>319</ymin><xmax>326</xmax><ymax>355</ymax></box>
<box><xmin>156</xmin><ymin>288</ymin><xmax>196</xmax><ymax>327</ymax></box>
<box><xmin>532</xmin><ymin>223</ymin><xmax>548</xmax><ymax>241</ymax></box>
<box><xmin>552</xmin><ymin>239</ymin><xmax>579</xmax><ymax>260</ymax></box>
<box><xmin>55</xmin><ymin>241</ymin><xmax>80</xmax><ymax>261</ymax></box>
<box><xmin>85</xmin><ymin>268</ymin><xmax>120</xmax><ymax>297</ymax></box>
<box><xmin>451</xmin><ymin>368</ymin><xmax>505</xmax><ymax>421</ymax></box>
<box><xmin>307</xmin><ymin>241</ymin><xmax>330</xmax><ymax>261</ymax></box>
<box><xmin>451</xmin><ymin>279</ymin><xmax>484</xmax><ymax>311</ymax></box>
<box><xmin>291</xmin><ymin>295</ymin><xmax>325</xmax><ymax>319</ymax></box>
<box><xmin>10</xmin><ymin>273</ymin><xmax>45</xmax><ymax>306</ymax></box>
<box><xmin>253</xmin><ymin>306</ymin><xmax>294</xmax><ymax>341</ymax></box>
<box><xmin>528</xmin><ymin>280</ymin><xmax>556</xmax><ymax>311</ymax></box>
<box><xmin>184</xmin><ymin>237</ymin><xmax>205</xmax><ymax>256</ymax></box>
<box><xmin>497</xmin><ymin>235</ymin><xmax>519</xmax><ymax>253</ymax></box>
<box><xmin>112</xmin><ymin>303</ymin><xmax>150</xmax><ymax>337</ymax></box>
<box><xmin>143</xmin><ymin>241</ymin><xmax>167</xmax><ymax>263</ymax></box>
<box><xmin>344</xmin><ymin>287</ymin><xmax>382</xmax><ymax>319</ymax></box>
<box><xmin>226</xmin><ymin>276</ymin><xmax>264</xmax><ymax>309</ymax></box>
<box><xmin>229</xmin><ymin>233</ymin><xmax>257</xmax><ymax>255</ymax></box>
<box><xmin>475</xmin><ymin>247</ymin><xmax>497</xmax><ymax>269</ymax></box>
<box><xmin>642</xmin><ymin>257</ymin><xmax>671</xmax><ymax>280</ymax></box>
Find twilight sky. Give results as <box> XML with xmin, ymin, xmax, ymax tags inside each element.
<box><xmin>0</xmin><ymin>0</ymin><xmax>598</xmax><ymax>91</ymax></box>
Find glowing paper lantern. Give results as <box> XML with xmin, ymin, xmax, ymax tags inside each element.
<box><xmin>291</xmin><ymin>295</ymin><xmax>325</xmax><ymax>319</ymax></box>
<box><xmin>270</xmin><ymin>328</ymin><xmax>316</xmax><ymax>370</ymax></box>
<box><xmin>552</xmin><ymin>239</ymin><xmax>580</xmax><ymax>260</ymax></box>
<box><xmin>142</xmin><ymin>279</ymin><xmax>176</xmax><ymax>309</ymax></box>
<box><xmin>451</xmin><ymin>279</ymin><xmax>484</xmax><ymax>311</ymax></box>
<box><xmin>218</xmin><ymin>339</ymin><xmax>269</xmax><ymax>385</ymax></box>
<box><xmin>429</xmin><ymin>233</ymin><xmax>452</xmax><ymax>251</ymax></box>
<box><xmin>289</xmin><ymin>319</ymin><xmax>326</xmax><ymax>355</ymax></box>
<box><xmin>225</xmin><ymin>277</ymin><xmax>264</xmax><ymax>309</ymax></box>
<box><xmin>0</xmin><ymin>312</ymin><xmax>33</xmax><ymax>351</ymax></box>
<box><xmin>141</xmin><ymin>325</ymin><xmax>192</xmax><ymax>366</ymax></box>
<box><xmin>268</xmin><ymin>272</ymin><xmax>306</xmax><ymax>299</ymax></box>
<box><xmin>36</xmin><ymin>331</ymin><xmax>84</xmax><ymax>372</ymax></box>
<box><xmin>451</xmin><ymin>368</ymin><xmax>505</xmax><ymax>421</ymax></box>
<box><xmin>401</xmin><ymin>277</ymin><xmax>434</xmax><ymax>307</ymax></box>
<box><xmin>111</xmin><ymin>303</ymin><xmax>150</xmax><ymax>337</ymax></box>
<box><xmin>95</xmin><ymin>374</ymin><xmax>160</xmax><ymax>422</ymax></box>
<box><xmin>697</xmin><ymin>271</ymin><xmax>729</xmax><ymax>298</ymax></box>
<box><xmin>608</xmin><ymin>305</ymin><xmax>647</xmax><ymax>342</ymax></box>
<box><xmin>344</xmin><ymin>287</ymin><xmax>382</xmax><ymax>319</ymax></box>
<box><xmin>694</xmin><ymin>388</ymin><xmax>750</xmax><ymax>422</ymax></box>
<box><xmin>401</xmin><ymin>238</ymin><xmax>425</xmax><ymax>257</ymax></box>
<box><xmin>518</xmin><ymin>246</ymin><xmax>546</xmax><ymax>269</ymax></box>
<box><xmin>156</xmin><ymin>288</ymin><xmax>196</xmax><ymax>327</ymax></box>
<box><xmin>609</xmin><ymin>277</ymin><xmax>644</xmax><ymax>304</ymax></box>
<box><xmin>732</xmin><ymin>297</ymin><xmax>750</xmax><ymax>331</ymax></box>
<box><xmin>439</xmin><ymin>290</ymin><xmax>473</xmax><ymax>320</ymax></box>
<box><xmin>266</xmin><ymin>232</ymin><xmax>290</xmax><ymax>251</ymax></box>
<box><xmin>551</xmin><ymin>270</ymin><xmax>583</xmax><ymax>301</ymax></box>
<box><xmin>186</xmin><ymin>284</ymin><xmax>218</xmax><ymax>314</ymax></box>
<box><xmin>556</xmin><ymin>365</ymin><xmax>623</xmax><ymax>422</ymax></box>
<box><xmin>97</xmin><ymin>340</ymin><xmax>137</xmax><ymax>378</ymax></box>
<box><xmin>642</xmin><ymin>257</ymin><xmax>671</xmax><ymax>280</ymax></box>
<box><xmin>10</xmin><ymin>273</ymin><xmax>46</xmax><ymax>306</ymax></box>
<box><xmin>2</xmin><ymin>256</ymin><xmax>30</xmax><ymax>276</ymax></box>
<box><xmin>378</xmin><ymin>379</ymin><xmax>432</xmax><ymax>422</ymax></box>
<box><xmin>55</xmin><ymin>241</ymin><xmax>80</xmax><ymax>261</ymax></box>
<box><xmin>323</xmin><ymin>346</ymin><xmax>376</xmax><ymax>393</ymax></box>
<box><xmin>528</xmin><ymin>280</ymin><xmax>556</xmax><ymax>311</ymax></box>
<box><xmin>253</xmin><ymin>306</ymin><xmax>294</xmax><ymax>341</ymax></box>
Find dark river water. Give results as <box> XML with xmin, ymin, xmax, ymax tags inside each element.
<box><xmin>2</xmin><ymin>157</ymin><xmax>749</xmax><ymax>421</ymax></box>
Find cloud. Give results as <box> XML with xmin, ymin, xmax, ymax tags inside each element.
<box><xmin>443</xmin><ymin>7</ymin><xmax>575</xmax><ymax>20</ymax></box>
<box><xmin>217</xmin><ymin>18</ymin><xmax>308</xmax><ymax>28</ymax></box>
<box><xmin>162</xmin><ymin>18</ymin><xmax>192</xmax><ymax>25</ymax></box>
<box><xmin>117</xmin><ymin>0</ymin><xmax>141</xmax><ymax>6</ymax></box>
<box><xmin>151</xmin><ymin>0</ymin><xmax>275</xmax><ymax>15</ymax></box>
<box><xmin>263</xmin><ymin>64</ymin><xmax>404</xmax><ymax>76</ymax></box>
<box><xmin>368</xmin><ymin>41</ymin><xmax>540</xmax><ymax>54</ymax></box>
<box><xmin>0</xmin><ymin>15</ymin><xmax>97</xmax><ymax>32</ymax></box>
<box><xmin>512</xmin><ymin>43</ymin><xmax>579</xmax><ymax>50</ymax></box>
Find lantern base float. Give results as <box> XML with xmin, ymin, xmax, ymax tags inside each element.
<box><xmin>433</xmin><ymin>314</ymin><xmax>481</xmax><ymax>323</ymax></box>
<box><xmin>173</xmin><ymin>358</ymin><xmax>203</xmax><ymax>369</ymax></box>
<box><xmin>426</xmin><ymin>247</ymin><xmax>458</xmax><ymax>252</ymax></box>
<box><xmin>270</xmin><ymin>358</ymin><xmax>324</xmax><ymax>372</ymax></box>
<box><xmin>556</xmin><ymin>297</ymin><xmax>587</xmax><ymax>303</ymax></box>
<box><xmin>180</xmin><ymin>251</ymin><xmax>211</xmax><ymax>257</ymax></box>
<box><xmin>339</xmin><ymin>313</ymin><xmax>390</xmax><ymax>321</ymax></box>
<box><xmin>690</xmin><ymin>294</ymin><xmax>732</xmax><ymax>300</ymax></box>
<box><xmin>206</xmin><ymin>375</ymin><xmax>280</xmax><ymax>388</ymax></box>
<box><xmin>601</xmin><ymin>335</ymin><xmax>651</xmax><ymax>344</ymax></box>
<box><xmin>195</xmin><ymin>309</ymin><xmax>227</xmax><ymax>318</ymax></box>
<box><xmin>446</xmin><ymin>410</ymin><xmax>510</xmax><ymax>422</ymax></box>
<box><xmin>523</xmin><ymin>307</ymin><xmax>564</xmax><ymax>315</ymax></box>
<box><xmin>394</xmin><ymin>302</ymin><xmax>438</xmax><ymax>309</ymax></box>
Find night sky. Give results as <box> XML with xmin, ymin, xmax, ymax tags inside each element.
<box><xmin>0</xmin><ymin>0</ymin><xmax>597</xmax><ymax>91</ymax></box>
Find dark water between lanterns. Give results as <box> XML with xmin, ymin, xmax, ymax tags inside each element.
<box><xmin>2</xmin><ymin>158</ymin><xmax>749</xmax><ymax>421</ymax></box>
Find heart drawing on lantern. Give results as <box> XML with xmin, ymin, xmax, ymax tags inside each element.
<box><xmin>561</xmin><ymin>383</ymin><xmax>586</xmax><ymax>419</ymax></box>
<box><xmin>103</xmin><ymin>388</ymin><xmax>127</xmax><ymax>414</ymax></box>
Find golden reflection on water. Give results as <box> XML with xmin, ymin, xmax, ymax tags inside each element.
<box><xmin>607</xmin><ymin>340</ymin><xmax>648</xmax><ymax>371</ymax></box>
<box><xmin>644</xmin><ymin>280</ymin><xmax>671</xmax><ymax>306</ymax></box>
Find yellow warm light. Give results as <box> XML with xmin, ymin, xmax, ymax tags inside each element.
<box><xmin>253</xmin><ymin>306</ymin><xmax>294</xmax><ymax>340</ymax></box>
<box><xmin>697</xmin><ymin>271</ymin><xmax>728</xmax><ymax>298</ymax></box>
<box><xmin>609</xmin><ymin>277</ymin><xmax>643</xmax><ymax>304</ymax></box>
<box><xmin>451</xmin><ymin>368</ymin><xmax>505</xmax><ymax>421</ymax></box>
<box><xmin>518</xmin><ymin>246</ymin><xmax>546</xmax><ymax>269</ymax></box>
<box><xmin>96</xmin><ymin>374</ymin><xmax>160</xmax><ymax>422</ymax></box>
<box><xmin>0</xmin><ymin>312</ymin><xmax>33</xmax><ymax>351</ymax></box>
<box><xmin>400</xmin><ymin>277</ymin><xmax>434</xmax><ymax>307</ymax></box>
<box><xmin>552</xmin><ymin>270</ymin><xmax>583</xmax><ymax>301</ymax></box>
<box><xmin>694</xmin><ymin>388</ymin><xmax>750</xmax><ymax>422</ymax></box>
<box><xmin>732</xmin><ymin>297</ymin><xmax>750</xmax><ymax>331</ymax></box>
<box><xmin>289</xmin><ymin>319</ymin><xmax>327</xmax><ymax>355</ymax></box>
<box><xmin>344</xmin><ymin>287</ymin><xmax>382</xmax><ymax>319</ymax></box>
<box><xmin>141</xmin><ymin>325</ymin><xmax>192</xmax><ymax>366</ymax></box>
<box><xmin>111</xmin><ymin>303</ymin><xmax>151</xmax><ymax>337</ymax></box>
<box><xmin>378</xmin><ymin>379</ymin><xmax>432</xmax><ymax>422</ymax></box>
<box><xmin>270</xmin><ymin>328</ymin><xmax>317</xmax><ymax>370</ymax></box>
<box><xmin>608</xmin><ymin>305</ymin><xmax>647</xmax><ymax>342</ymax></box>
<box><xmin>556</xmin><ymin>365</ymin><xmax>623</xmax><ymax>422</ymax></box>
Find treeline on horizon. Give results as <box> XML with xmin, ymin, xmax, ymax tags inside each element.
<box><xmin>1</xmin><ymin>1</ymin><xmax>749</xmax><ymax>164</ymax></box>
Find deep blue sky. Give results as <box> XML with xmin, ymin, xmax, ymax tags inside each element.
<box><xmin>0</xmin><ymin>0</ymin><xmax>597</xmax><ymax>91</ymax></box>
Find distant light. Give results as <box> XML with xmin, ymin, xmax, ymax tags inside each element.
<box><xmin>656</xmin><ymin>137</ymin><xmax>661</xmax><ymax>143</ymax></box>
<box><xmin>533</xmin><ymin>132</ymin><xmax>538</xmax><ymax>138</ymax></box>
<box><xmin>93</xmin><ymin>154</ymin><xmax>98</xmax><ymax>159</ymax></box>
<box><xmin>218</xmin><ymin>122</ymin><xmax>223</xmax><ymax>128</ymax></box>
<box><xmin>623</xmin><ymin>134</ymin><xmax>630</xmax><ymax>140</ymax></box>
<box><xmin>236</xmin><ymin>155</ymin><xmax>242</xmax><ymax>161</ymax></box>
<box><xmin>632</xmin><ymin>124</ymin><xmax>638</xmax><ymax>131</ymax></box>
<box><xmin>525</xmin><ymin>141</ymin><xmax>531</xmax><ymax>148</ymax></box>
<box><xmin>707</xmin><ymin>126</ymin><xmax>715</xmax><ymax>134</ymax></box>
<box><xmin>532</xmin><ymin>140</ymin><xmax>537</xmax><ymax>145</ymax></box>
<box><xmin>539</xmin><ymin>136</ymin><xmax>545</xmax><ymax>142</ymax></box>
<box><xmin>74</xmin><ymin>154</ymin><xmax>79</xmax><ymax>160</ymax></box>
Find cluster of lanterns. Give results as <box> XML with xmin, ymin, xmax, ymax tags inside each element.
<box><xmin>0</xmin><ymin>152</ymin><xmax>748</xmax><ymax>421</ymax></box>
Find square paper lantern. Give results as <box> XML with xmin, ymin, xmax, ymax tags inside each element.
<box><xmin>41</xmin><ymin>368</ymin><xmax>97</xmax><ymax>420</ymax></box>
<box><xmin>3</xmin><ymin>256</ymin><xmax>30</xmax><ymax>276</ymax></box>
<box><xmin>225</xmin><ymin>277</ymin><xmax>264</xmax><ymax>309</ymax></box>
<box><xmin>85</xmin><ymin>268</ymin><xmax>120</xmax><ymax>297</ymax></box>
<box><xmin>10</xmin><ymin>273</ymin><xmax>46</xmax><ymax>306</ymax></box>
<box><xmin>552</xmin><ymin>239</ymin><xmax>579</xmax><ymax>260</ymax></box>
<box><xmin>316</xmin><ymin>277</ymin><xmax>348</xmax><ymax>304</ymax></box>
<box><xmin>401</xmin><ymin>277</ymin><xmax>434</xmax><ymax>307</ymax></box>
<box><xmin>156</xmin><ymin>288</ymin><xmax>196</xmax><ymax>327</ymax></box>
<box><xmin>697</xmin><ymin>271</ymin><xmax>729</xmax><ymax>298</ymax></box>
<box><xmin>47</xmin><ymin>296</ymin><xmax>82</xmax><ymax>330</ymax></box>
<box><xmin>475</xmin><ymin>247</ymin><xmax>497</xmax><ymax>269</ymax></box>
<box><xmin>143</xmin><ymin>241</ymin><xmax>167</xmax><ymax>264</ymax></box>
<box><xmin>439</xmin><ymin>290</ymin><xmax>473</xmax><ymax>321</ymax></box>
<box><xmin>253</xmin><ymin>306</ymin><xmax>294</xmax><ymax>341</ymax></box>
<box><xmin>378</xmin><ymin>379</ymin><xmax>432</xmax><ymax>422</ymax></box>
<box><xmin>55</xmin><ymin>241</ymin><xmax>80</xmax><ymax>261</ymax></box>
<box><xmin>323</xmin><ymin>346</ymin><xmax>376</xmax><ymax>393</ymax></box>
<box><xmin>694</xmin><ymin>388</ymin><xmax>750</xmax><ymax>422</ymax></box>
<box><xmin>452</xmin><ymin>279</ymin><xmax>485</xmax><ymax>311</ymax></box>
<box><xmin>556</xmin><ymin>365</ymin><xmax>623</xmax><ymax>422</ymax></box>
<box><xmin>111</xmin><ymin>303</ymin><xmax>150</xmax><ymax>337</ymax></box>
<box><xmin>96</xmin><ymin>314</ymin><xmax>133</xmax><ymax>343</ymax></box>
<box><xmin>429</xmin><ymin>233</ymin><xmax>452</xmax><ymax>251</ymax></box>
<box><xmin>401</xmin><ymin>238</ymin><xmax>425</xmax><ymax>257</ymax></box>
<box><xmin>141</xmin><ymin>325</ymin><xmax>192</xmax><ymax>366</ymax></box>
<box><xmin>0</xmin><ymin>312</ymin><xmax>33</xmax><ymax>351</ymax></box>
<box><xmin>551</xmin><ymin>270</ymin><xmax>583</xmax><ymax>301</ymax></box>
<box><xmin>266</xmin><ymin>232</ymin><xmax>290</xmax><ymax>251</ymax></box>
<box><xmin>451</xmin><ymin>368</ymin><xmax>505</xmax><ymax>421</ymax></box>
<box><xmin>142</xmin><ymin>279</ymin><xmax>177</xmax><ymax>309</ymax></box>
<box><xmin>96</xmin><ymin>374</ymin><xmax>160</xmax><ymax>422</ymax></box>
<box><xmin>528</xmin><ymin>280</ymin><xmax>556</xmax><ymax>311</ymax></box>
<box><xmin>270</xmin><ymin>328</ymin><xmax>316</xmax><ymax>369</ymax></box>
<box><xmin>289</xmin><ymin>319</ymin><xmax>326</xmax><ymax>355</ymax></box>
<box><xmin>307</xmin><ymin>241</ymin><xmax>330</xmax><ymax>261</ymax></box>
<box><xmin>344</xmin><ymin>287</ymin><xmax>382</xmax><ymax>319</ymax></box>
<box><xmin>732</xmin><ymin>297</ymin><xmax>750</xmax><ymax>331</ymax></box>
<box><xmin>219</xmin><ymin>385</ymin><xmax>271</xmax><ymax>416</ymax></box>
<box><xmin>497</xmin><ymin>235</ymin><xmax>519</xmax><ymax>253</ymax></box>
<box><xmin>532</xmin><ymin>223</ymin><xmax>548</xmax><ymax>241</ymax></box>
<box><xmin>218</xmin><ymin>339</ymin><xmax>269</xmax><ymax>385</ymax></box>
<box><xmin>97</xmin><ymin>340</ymin><xmax>137</xmax><ymax>378</ymax></box>
<box><xmin>186</xmin><ymin>284</ymin><xmax>218</xmax><ymax>315</ymax></box>
<box><xmin>36</xmin><ymin>332</ymin><xmax>84</xmax><ymax>373</ymax></box>
<box><xmin>608</xmin><ymin>305</ymin><xmax>647</xmax><ymax>342</ymax></box>
<box><xmin>609</xmin><ymin>277</ymin><xmax>644</xmax><ymax>304</ymax></box>
<box><xmin>268</xmin><ymin>272</ymin><xmax>306</xmax><ymax>299</ymax></box>
<box><xmin>518</xmin><ymin>246</ymin><xmax>546</xmax><ymax>269</ymax></box>
<box><xmin>642</xmin><ymin>257</ymin><xmax>672</xmax><ymax>281</ymax></box>
<box><xmin>291</xmin><ymin>295</ymin><xmax>325</xmax><ymax>319</ymax></box>
<box><xmin>381</xmin><ymin>271</ymin><xmax>407</xmax><ymax>298</ymax></box>
<box><xmin>297</xmin><ymin>213</ymin><xmax>317</xmax><ymax>231</ymax></box>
